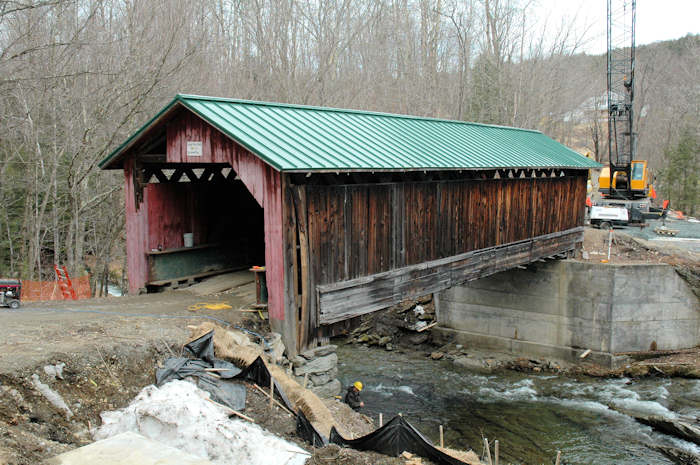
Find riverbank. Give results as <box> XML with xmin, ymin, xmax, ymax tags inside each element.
<box><xmin>344</xmin><ymin>295</ymin><xmax>700</xmax><ymax>380</ymax></box>
<box><xmin>1</xmin><ymin>293</ymin><xmax>477</xmax><ymax>465</ymax></box>
<box><xmin>335</xmin><ymin>342</ymin><xmax>700</xmax><ymax>465</ymax></box>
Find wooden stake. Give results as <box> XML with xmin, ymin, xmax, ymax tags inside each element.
<box><xmin>439</xmin><ymin>425</ymin><xmax>444</xmax><ymax>448</ymax></box>
<box><xmin>555</xmin><ymin>450</ymin><xmax>561</xmax><ymax>465</ymax></box>
<box><xmin>484</xmin><ymin>438</ymin><xmax>493</xmax><ymax>465</ymax></box>
<box><xmin>494</xmin><ymin>440</ymin><xmax>499</xmax><ymax>465</ymax></box>
<box><xmin>205</xmin><ymin>397</ymin><xmax>255</xmax><ymax>423</ymax></box>
<box><xmin>379</xmin><ymin>413</ymin><xmax>383</xmax><ymax>427</ymax></box>
<box><xmin>303</xmin><ymin>372</ymin><xmax>309</xmax><ymax>389</ymax></box>
<box><xmin>251</xmin><ymin>383</ymin><xmax>293</xmax><ymax>415</ymax></box>
<box><xmin>269</xmin><ymin>376</ymin><xmax>274</xmax><ymax>409</ymax></box>
<box><xmin>417</xmin><ymin>321</ymin><xmax>438</xmax><ymax>333</ymax></box>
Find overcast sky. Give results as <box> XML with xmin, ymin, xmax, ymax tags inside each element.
<box><xmin>532</xmin><ymin>0</ymin><xmax>700</xmax><ymax>55</ymax></box>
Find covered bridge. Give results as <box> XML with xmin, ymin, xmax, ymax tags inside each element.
<box><xmin>100</xmin><ymin>94</ymin><xmax>600</xmax><ymax>354</ymax></box>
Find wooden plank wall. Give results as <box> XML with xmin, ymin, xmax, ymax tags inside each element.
<box><xmin>124</xmin><ymin>158</ymin><xmax>150</xmax><ymax>294</ymax></box>
<box><xmin>165</xmin><ymin>109</ymin><xmax>286</xmax><ymax>326</ymax></box>
<box><xmin>317</xmin><ymin>227</ymin><xmax>583</xmax><ymax>324</ymax></box>
<box><xmin>291</xmin><ymin>173</ymin><xmax>587</xmax><ymax>347</ymax></box>
<box><xmin>145</xmin><ymin>182</ymin><xmax>265</xmax><ymax>264</ymax></box>
<box><xmin>305</xmin><ymin>175</ymin><xmax>585</xmax><ymax>285</ymax></box>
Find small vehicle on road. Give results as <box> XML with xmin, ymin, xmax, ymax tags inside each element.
<box><xmin>0</xmin><ymin>279</ymin><xmax>21</xmax><ymax>309</ymax></box>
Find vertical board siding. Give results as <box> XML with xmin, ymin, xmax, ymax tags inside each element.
<box><xmin>303</xmin><ymin>175</ymin><xmax>587</xmax><ymax>291</ymax></box>
<box><xmin>124</xmin><ymin>158</ymin><xmax>149</xmax><ymax>293</ymax></box>
<box><xmin>166</xmin><ymin>109</ymin><xmax>284</xmax><ymax>323</ymax></box>
<box><xmin>262</xmin><ymin>165</ymin><xmax>285</xmax><ymax>322</ymax></box>
<box><xmin>166</xmin><ymin>110</ymin><xmax>233</xmax><ymax>164</ymax></box>
<box><xmin>145</xmin><ymin>182</ymin><xmax>264</xmax><ymax>259</ymax></box>
<box><xmin>146</xmin><ymin>184</ymin><xmax>191</xmax><ymax>250</ymax></box>
<box><xmin>131</xmin><ymin>107</ymin><xmax>590</xmax><ymax>353</ymax></box>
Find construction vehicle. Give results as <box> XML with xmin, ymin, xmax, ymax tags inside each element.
<box><xmin>597</xmin><ymin>0</ymin><xmax>661</xmax><ymax>221</ymax></box>
<box><xmin>0</xmin><ymin>279</ymin><xmax>21</xmax><ymax>309</ymax></box>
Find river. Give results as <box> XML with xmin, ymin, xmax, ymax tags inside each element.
<box><xmin>336</xmin><ymin>344</ymin><xmax>700</xmax><ymax>464</ymax></box>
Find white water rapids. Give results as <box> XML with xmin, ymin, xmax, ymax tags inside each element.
<box><xmin>337</xmin><ymin>344</ymin><xmax>700</xmax><ymax>464</ymax></box>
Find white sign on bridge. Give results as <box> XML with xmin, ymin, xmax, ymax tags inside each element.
<box><xmin>186</xmin><ymin>141</ymin><xmax>203</xmax><ymax>157</ymax></box>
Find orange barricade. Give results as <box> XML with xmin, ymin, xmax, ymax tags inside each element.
<box><xmin>20</xmin><ymin>275</ymin><xmax>92</xmax><ymax>302</ymax></box>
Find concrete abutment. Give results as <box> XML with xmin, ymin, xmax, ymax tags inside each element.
<box><xmin>435</xmin><ymin>261</ymin><xmax>700</xmax><ymax>367</ymax></box>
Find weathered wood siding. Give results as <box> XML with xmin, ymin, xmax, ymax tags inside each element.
<box><xmin>125</xmin><ymin>107</ymin><xmax>589</xmax><ymax>355</ymax></box>
<box><xmin>145</xmin><ymin>182</ymin><xmax>263</xmax><ymax>254</ymax></box>
<box><xmin>165</xmin><ymin>109</ymin><xmax>286</xmax><ymax>324</ymax></box>
<box><xmin>124</xmin><ymin>158</ymin><xmax>149</xmax><ymax>293</ymax></box>
<box><xmin>288</xmin><ymin>173</ymin><xmax>587</xmax><ymax>347</ymax></box>
<box><xmin>304</xmin><ymin>176</ymin><xmax>585</xmax><ymax>285</ymax></box>
<box><xmin>317</xmin><ymin>227</ymin><xmax>583</xmax><ymax>324</ymax></box>
<box><xmin>166</xmin><ymin>111</ymin><xmax>234</xmax><ymax>164</ymax></box>
<box><xmin>166</xmin><ymin>109</ymin><xmax>268</xmax><ymax>206</ymax></box>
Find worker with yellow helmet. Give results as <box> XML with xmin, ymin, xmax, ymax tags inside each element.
<box><xmin>343</xmin><ymin>381</ymin><xmax>365</xmax><ymax>410</ymax></box>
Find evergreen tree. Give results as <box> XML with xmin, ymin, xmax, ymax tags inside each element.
<box><xmin>661</xmin><ymin>128</ymin><xmax>700</xmax><ymax>216</ymax></box>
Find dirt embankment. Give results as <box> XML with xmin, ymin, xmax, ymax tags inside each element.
<box><xmin>581</xmin><ymin>227</ymin><xmax>700</xmax><ymax>297</ymax></box>
<box><xmin>0</xmin><ymin>288</ymin><xmax>438</xmax><ymax>465</ymax></box>
<box><xmin>0</xmin><ymin>344</ymin><xmax>171</xmax><ymax>464</ymax></box>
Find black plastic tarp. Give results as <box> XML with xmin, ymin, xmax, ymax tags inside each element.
<box><xmin>177</xmin><ymin>331</ymin><xmax>296</xmax><ymax>414</ymax></box>
<box><xmin>184</xmin><ymin>331</ymin><xmax>218</xmax><ymax>364</ymax></box>
<box><xmin>231</xmin><ymin>355</ymin><xmax>296</xmax><ymax>414</ymax></box>
<box><xmin>177</xmin><ymin>331</ymin><xmax>474</xmax><ymax>465</ymax></box>
<box><xmin>296</xmin><ymin>409</ymin><xmax>328</xmax><ymax>447</ymax></box>
<box><xmin>330</xmin><ymin>415</ymin><xmax>472</xmax><ymax>465</ymax></box>
<box><xmin>155</xmin><ymin>332</ymin><xmax>246</xmax><ymax>411</ymax></box>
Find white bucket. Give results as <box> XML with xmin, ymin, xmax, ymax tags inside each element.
<box><xmin>183</xmin><ymin>233</ymin><xmax>194</xmax><ymax>248</ymax></box>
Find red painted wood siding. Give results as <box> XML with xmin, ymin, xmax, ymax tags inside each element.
<box><xmin>166</xmin><ymin>109</ymin><xmax>266</xmax><ymax>206</ymax></box>
<box><xmin>145</xmin><ymin>182</ymin><xmax>265</xmax><ymax>252</ymax></box>
<box><xmin>146</xmin><ymin>184</ymin><xmax>192</xmax><ymax>250</ymax></box>
<box><xmin>124</xmin><ymin>158</ymin><xmax>149</xmax><ymax>293</ymax></box>
<box><xmin>164</xmin><ymin>109</ymin><xmax>284</xmax><ymax>321</ymax></box>
<box><xmin>230</xmin><ymin>146</ymin><xmax>267</xmax><ymax>207</ymax></box>
<box><xmin>262</xmin><ymin>167</ymin><xmax>284</xmax><ymax>321</ymax></box>
<box><xmin>166</xmin><ymin>111</ymin><xmax>232</xmax><ymax>164</ymax></box>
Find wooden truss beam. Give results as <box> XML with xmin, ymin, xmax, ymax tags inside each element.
<box><xmin>316</xmin><ymin>227</ymin><xmax>584</xmax><ymax>325</ymax></box>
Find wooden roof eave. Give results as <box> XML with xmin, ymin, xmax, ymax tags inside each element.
<box><xmin>98</xmin><ymin>98</ymin><xmax>183</xmax><ymax>170</ymax></box>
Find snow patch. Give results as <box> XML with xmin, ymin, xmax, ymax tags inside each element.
<box><xmin>44</xmin><ymin>363</ymin><xmax>66</xmax><ymax>380</ymax></box>
<box><xmin>94</xmin><ymin>380</ymin><xmax>308</xmax><ymax>465</ymax></box>
<box><xmin>31</xmin><ymin>374</ymin><xmax>73</xmax><ymax>419</ymax></box>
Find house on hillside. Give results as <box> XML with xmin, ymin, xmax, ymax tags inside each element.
<box><xmin>99</xmin><ymin>94</ymin><xmax>601</xmax><ymax>354</ymax></box>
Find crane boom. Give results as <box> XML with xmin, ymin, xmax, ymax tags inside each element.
<box><xmin>600</xmin><ymin>0</ymin><xmax>650</xmax><ymax>200</ymax></box>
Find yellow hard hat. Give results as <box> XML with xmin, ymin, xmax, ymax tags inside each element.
<box><xmin>353</xmin><ymin>381</ymin><xmax>363</xmax><ymax>391</ymax></box>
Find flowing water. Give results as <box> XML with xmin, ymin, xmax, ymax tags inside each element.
<box><xmin>336</xmin><ymin>344</ymin><xmax>700</xmax><ymax>464</ymax></box>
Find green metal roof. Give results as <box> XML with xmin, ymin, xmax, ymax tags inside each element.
<box><xmin>99</xmin><ymin>94</ymin><xmax>602</xmax><ymax>171</ymax></box>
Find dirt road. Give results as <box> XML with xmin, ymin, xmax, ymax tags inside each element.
<box><xmin>1</xmin><ymin>279</ymin><xmax>257</xmax><ymax>375</ymax></box>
